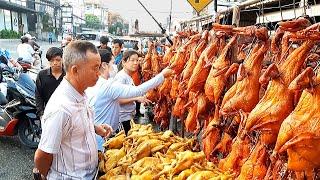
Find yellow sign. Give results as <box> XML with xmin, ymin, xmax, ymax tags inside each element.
<box><xmin>187</xmin><ymin>0</ymin><xmax>213</xmax><ymax>13</ymax></box>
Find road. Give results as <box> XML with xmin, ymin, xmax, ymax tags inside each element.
<box><xmin>1</xmin><ymin>39</ymin><xmax>61</xmax><ymax>67</ymax></box>
<box><xmin>0</xmin><ymin>136</ymin><xmax>35</xmax><ymax>179</ymax></box>
<box><xmin>0</xmin><ymin>40</ymin><xmax>59</xmax><ymax>180</ymax></box>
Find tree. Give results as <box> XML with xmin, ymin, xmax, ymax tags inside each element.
<box><xmin>85</xmin><ymin>14</ymin><xmax>101</xmax><ymax>29</ymax></box>
<box><xmin>42</xmin><ymin>13</ymin><xmax>54</xmax><ymax>32</ymax></box>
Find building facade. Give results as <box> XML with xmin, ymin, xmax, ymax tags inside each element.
<box><xmin>84</xmin><ymin>0</ymin><xmax>108</xmax><ymax>31</ymax></box>
<box><xmin>0</xmin><ymin>0</ymin><xmax>61</xmax><ymax>39</ymax></box>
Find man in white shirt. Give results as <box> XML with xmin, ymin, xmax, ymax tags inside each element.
<box><xmin>17</xmin><ymin>36</ymin><xmax>34</xmax><ymax>63</ymax></box>
<box><xmin>34</xmin><ymin>41</ymin><xmax>112</xmax><ymax>179</ymax></box>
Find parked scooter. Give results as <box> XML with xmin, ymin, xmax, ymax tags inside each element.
<box><xmin>0</xmin><ymin>64</ymin><xmax>41</xmax><ymax>148</ymax></box>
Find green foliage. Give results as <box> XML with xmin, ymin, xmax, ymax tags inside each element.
<box><xmin>85</xmin><ymin>14</ymin><xmax>101</xmax><ymax>30</ymax></box>
<box><xmin>0</xmin><ymin>29</ymin><xmax>22</xmax><ymax>39</ymax></box>
<box><xmin>42</xmin><ymin>13</ymin><xmax>54</xmax><ymax>32</ymax></box>
<box><xmin>108</xmin><ymin>22</ymin><xmax>126</xmax><ymax>36</ymax></box>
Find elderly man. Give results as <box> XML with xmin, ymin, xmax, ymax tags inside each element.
<box><xmin>34</xmin><ymin>41</ymin><xmax>112</xmax><ymax>179</ymax></box>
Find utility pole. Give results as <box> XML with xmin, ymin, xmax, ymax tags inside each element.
<box><xmin>214</xmin><ymin>0</ymin><xmax>218</xmax><ymax>12</ymax></box>
<box><xmin>168</xmin><ymin>0</ymin><xmax>173</xmax><ymax>33</ymax></box>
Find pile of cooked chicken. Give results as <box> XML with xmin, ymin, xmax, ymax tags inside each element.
<box><xmin>142</xmin><ymin>18</ymin><xmax>320</xmax><ymax>179</ymax></box>
<box><xmin>98</xmin><ymin>122</ymin><xmax>233</xmax><ymax>180</ymax></box>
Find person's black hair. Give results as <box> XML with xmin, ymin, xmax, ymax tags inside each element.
<box><xmin>100</xmin><ymin>36</ymin><xmax>109</xmax><ymax>44</ymax></box>
<box><xmin>98</xmin><ymin>49</ymin><xmax>112</xmax><ymax>64</ymax></box>
<box><xmin>112</xmin><ymin>39</ymin><xmax>123</xmax><ymax>46</ymax></box>
<box><xmin>21</xmin><ymin>36</ymin><xmax>29</xmax><ymax>43</ymax></box>
<box><xmin>122</xmin><ymin>50</ymin><xmax>139</xmax><ymax>62</ymax></box>
<box><xmin>46</xmin><ymin>47</ymin><xmax>63</xmax><ymax>61</ymax></box>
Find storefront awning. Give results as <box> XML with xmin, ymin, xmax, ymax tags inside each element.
<box><xmin>0</xmin><ymin>0</ymin><xmax>37</xmax><ymax>13</ymax></box>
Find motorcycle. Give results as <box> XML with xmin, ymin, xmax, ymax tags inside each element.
<box><xmin>17</xmin><ymin>49</ymin><xmax>42</xmax><ymax>72</ymax></box>
<box><xmin>0</xmin><ymin>64</ymin><xmax>41</xmax><ymax>148</ymax></box>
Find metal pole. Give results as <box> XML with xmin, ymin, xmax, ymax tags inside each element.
<box><xmin>214</xmin><ymin>0</ymin><xmax>218</xmax><ymax>12</ymax></box>
<box><xmin>169</xmin><ymin>0</ymin><xmax>172</xmax><ymax>33</ymax></box>
<box><xmin>137</xmin><ymin>0</ymin><xmax>173</xmax><ymax>45</ymax></box>
<box><xmin>303</xmin><ymin>0</ymin><xmax>307</xmax><ymax>16</ymax></box>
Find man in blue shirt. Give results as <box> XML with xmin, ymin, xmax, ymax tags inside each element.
<box><xmin>86</xmin><ymin>49</ymin><xmax>172</xmax><ymax>150</ymax></box>
<box><xmin>112</xmin><ymin>39</ymin><xmax>123</xmax><ymax>69</ymax></box>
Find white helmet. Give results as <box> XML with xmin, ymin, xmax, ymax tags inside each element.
<box><xmin>25</xmin><ymin>34</ymin><xmax>32</xmax><ymax>40</ymax></box>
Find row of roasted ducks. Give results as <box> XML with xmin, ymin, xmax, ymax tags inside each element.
<box><xmin>141</xmin><ymin>18</ymin><xmax>320</xmax><ymax>179</ymax></box>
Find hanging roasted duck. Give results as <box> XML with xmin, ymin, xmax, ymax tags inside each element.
<box><xmin>220</xmin><ymin>27</ymin><xmax>269</xmax><ymax>119</ymax></box>
<box><xmin>169</xmin><ymin>33</ymin><xmax>201</xmax><ymax>75</ymax></box>
<box><xmin>238</xmin><ymin>142</ymin><xmax>268</xmax><ymax>180</ymax></box>
<box><xmin>242</xmin><ymin>34</ymin><xmax>316</xmax><ymax>145</ymax></box>
<box><xmin>142</xmin><ymin>42</ymin><xmax>154</xmax><ymax>81</ymax></box>
<box><xmin>182</xmin><ymin>30</ymin><xmax>209</xmax><ymax>82</ymax></box>
<box><xmin>272</xmin><ymin>67</ymin><xmax>320</xmax><ymax>179</ymax></box>
<box><xmin>186</xmin><ymin>36</ymin><xmax>221</xmax><ymax>93</ymax></box>
<box><xmin>162</xmin><ymin>36</ymin><xmax>180</xmax><ymax>67</ymax></box>
<box><xmin>204</xmin><ymin>35</ymin><xmax>238</xmax><ymax>104</ymax></box>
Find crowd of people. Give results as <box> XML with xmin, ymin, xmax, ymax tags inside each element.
<box><xmin>31</xmin><ymin>36</ymin><xmax>173</xmax><ymax>179</ymax></box>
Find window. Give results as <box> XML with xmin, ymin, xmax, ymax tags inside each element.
<box><xmin>4</xmin><ymin>10</ymin><xmax>11</xmax><ymax>30</ymax></box>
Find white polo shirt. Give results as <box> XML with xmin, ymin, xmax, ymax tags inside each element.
<box><xmin>17</xmin><ymin>43</ymin><xmax>34</xmax><ymax>63</ymax></box>
<box><xmin>38</xmin><ymin>79</ymin><xmax>98</xmax><ymax>180</ymax></box>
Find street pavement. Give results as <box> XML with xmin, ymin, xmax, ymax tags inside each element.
<box><xmin>0</xmin><ymin>40</ymin><xmax>60</xmax><ymax>180</ymax></box>
<box><xmin>1</xmin><ymin>39</ymin><xmax>61</xmax><ymax>68</ymax></box>
<box><xmin>0</xmin><ymin>136</ymin><xmax>35</xmax><ymax>179</ymax></box>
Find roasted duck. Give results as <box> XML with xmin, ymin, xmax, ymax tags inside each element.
<box><xmin>187</xmin><ymin>37</ymin><xmax>220</xmax><ymax>93</ymax></box>
<box><xmin>272</xmin><ymin>67</ymin><xmax>320</xmax><ymax>178</ymax></box>
<box><xmin>220</xmin><ymin>28</ymin><xmax>269</xmax><ymax>117</ymax></box>
<box><xmin>170</xmin><ymin>34</ymin><xmax>201</xmax><ymax>75</ymax></box>
<box><xmin>243</xmin><ymin>39</ymin><xmax>315</xmax><ymax>145</ymax></box>
<box><xmin>182</xmin><ymin>31</ymin><xmax>209</xmax><ymax>81</ymax></box>
<box><xmin>204</xmin><ymin>35</ymin><xmax>238</xmax><ymax>103</ymax></box>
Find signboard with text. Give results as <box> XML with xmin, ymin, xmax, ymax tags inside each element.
<box><xmin>187</xmin><ymin>0</ymin><xmax>213</xmax><ymax>14</ymax></box>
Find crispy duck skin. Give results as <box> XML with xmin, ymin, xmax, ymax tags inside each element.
<box><xmin>220</xmin><ymin>36</ymin><xmax>269</xmax><ymax>116</ymax></box>
<box><xmin>204</xmin><ymin>35</ymin><xmax>237</xmax><ymax>103</ymax></box>
<box><xmin>151</xmin><ymin>48</ymin><xmax>161</xmax><ymax>74</ymax></box>
<box><xmin>202</xmin><ymin>107</ymin><xmax>221</xmax><ymax>160</ymax></box>
<box><xmin>172</xmin><ymin>96</ymin><xmax>186</xmax><ymax>118</ymax></box>
<box><xmin>162</xmin><ymin>36</ymin><xmax>179</xmax><ymax>66</ymax></box>
<box><xmin>219</xmin><ymin>136</ymin><xmax>251</xmax><ymax>175</ymax></box>
<box><xmin>278</xmin><ymin>18</ymin><xmax>311</xmax><ymax>32</ymax></box>
<box><xmin>170</xmin><ymin>76</ymin><xmax>180</xmax><ymax>100</ymax></box>
<box><xmin>142</xmin><ymin>43</ymin><xmax>154</xmax><ymax>81</ymax></box>
<box><xmin>170</xmin><ymin>34</ymin><xmax>201</xmax><ymax>75</ymax></box>
<box><xmin>158</xmin><ymin>76</ymin><xmax>172</xmax><ymax>97</ymax></box>
<box><xmin>238</xmin><ymin>142</ymin><xmax>268</xmax><ymax>180</ymax></box>
<box><xmin>187</xmin><ymin>37</ymin><xmax>221</xmax><ymax>93</ymax></box>
<box><xmin>273</xmin><ymin>67</ymin><xmax>320</xmax><ymax>173</ymax></box>
<box><xmin>182</xmin><ymin>31</ymin><xmax>209</xmax><ymax>82</ymax></box>
<box><xmin>185</xmin><ymin>103</ymin><xmax>198</xmax><ymax>133</ymax></box>
<box><xmin>242</xmin><ymin>40</ymin><xmax>315</xmax><ymax>145</ymax></box>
